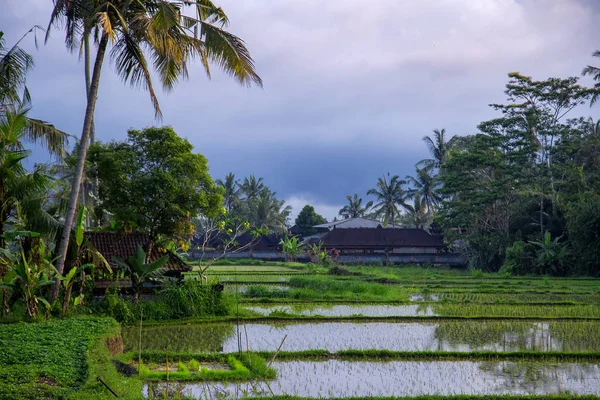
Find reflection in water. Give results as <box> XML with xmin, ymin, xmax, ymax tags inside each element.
<box><xmin>244</xmin><ymin>304</ymin><xmax>436</xmax><ymax>317</ymax></box>
<box><xmin>143</xmin><ymin>360</ymin><xmax>600</xmax><ymax>398</ymax></box>
<box><xmin>123</xmin><ymin>320</ymin><xmax>600</xmax><ymax>353</ymax></box>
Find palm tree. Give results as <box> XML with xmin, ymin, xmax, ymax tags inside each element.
<box><xmin>0</xmin><ymin>29</ymin><xmax>68</xmax><ymax>157</ymax></box>
<box><xmin>0</xmin><ymin>109</ymin><xmax>66</xmax><ymax>244</ymax></box>
<box><xmin>405</xmin><ymin>166</ymin><xmax>442</xmax><ymax>214</ymax></box>
<box><xmin>401</xmin><ymin>197</ymin><xmax>430</xmax><ymax>229</ymax></box>
<box><xmin>367</xmin><ymin>175</ymin><xmax>407</xmax><ymax>227</ymax></box>
<box><xmin>338</xmin><ymin>194</ymin><xmax>373</xmax><ymax>219</ymax></box>
<box><xmin>215</xmin><ymin>172</ymin><xmax>239</xmax><ymax>211</ymax></box>
<box><xmin>583</xmin><ymin>51</ymin><xmax>600</xmax><ymax>106</ymax></box>
<box><xmin>48</xmin><ymin>0</ymin><xmax>263</xmax><ymax>292</ymax></box>
<box><xmin>251</xmin><ymin>190</ymin><xmax>291</xmax><ymax>234</ymax></box>
<box><xmin>240</xmin><ymin>175</ymin><xmax>265</xmax><ymax>200</ymax></box>
<box><xmin>418</xmin><ymin>128</ymin><xmax>457</xmax><ymax>169</ymax></box>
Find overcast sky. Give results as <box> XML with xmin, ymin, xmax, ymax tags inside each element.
<box><xmin>2</xmin><ymin>0</ymin><xmax>600</xmax><ymax>221</ymax></box>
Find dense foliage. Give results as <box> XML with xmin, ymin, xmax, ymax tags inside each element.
<box><xmin>88</xmin><ymin>127</ymin><xmax>222</xmax><ymax>243</ymax></box>
<box><xmin>295</xmin><ymin>205</ymin><xmax>327</xmax><ymax>235</ymax></box>
<box><xmin>0</xmin><ymin>317</ymin><xmax>117</xmax><ymax>398</ymax></box>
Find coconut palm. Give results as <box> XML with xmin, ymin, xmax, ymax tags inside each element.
<box><xmin>401</xmin><ymin>196</ymin><xmax>430</xmax><ymax>229</ymax></box>
<box><xmin>582</xmin><ymin>51</ymin><xmax>600</xmax><ymax>106</ymax></box>
<box><xmin>216</xmin><ymin>172</ymin><xmax>239</xmax><ymax>211</ymax></box>
<box><xmin>405</xmin><ymin>166</ymin><xmax>442</xmax><ymax>214</ymax></box>
<box><xmin>0</xmin><ymin>29</ymin><xmax>68</xmax><ymax>157</ymax></box>
<box><xmin>0</xmin><ymin>109</ymin><xmax>67</xmax><ymax>244</ymax></box>
<box><xmin>367</xmin><ymin>175</ymin><xmax>407</xmax><ymax>227</ymax></box>
<box><xmin>418</xmin><ymin>128</ymin><xmax>457</xmax><ymax>169</ymax></box>
<box><xmin>338</xmin><ymin>194</ymin><xmax>373</xmax><ymax>219</ymax></box>
<box><xmin>251</xmin><ymin>190</ymin><xmax>291</xmax><ymax>234</ymax></box>
<box><xmin>240</xmin><ymin>175</ymin><xmax>265</xmax><ymax>200</ymax></box>
<box><xmin>48</xmin><ymin>0</ymin><xmax>263</xmax><ymax>292</ymax></box>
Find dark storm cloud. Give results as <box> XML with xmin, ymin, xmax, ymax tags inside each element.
<box><xmin>3</xmin><ymin>0</ymin><xmax>600</xmax><ymax>220</ymax></box>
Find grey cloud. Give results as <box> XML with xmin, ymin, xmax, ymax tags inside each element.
<box><xmin>4</xmin><ymin>0</ymin><xmax>600</xmax><ymax>215</ymax></box>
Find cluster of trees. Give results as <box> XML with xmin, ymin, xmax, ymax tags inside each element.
<box><xmin>334</xmin><ymin>135</ymin><xmax>445</xmax><ymax>229</ymax></box>
<box><xmin>438</xmin><ymin>73</ymin><xmax>600</xmax><ymax>276</ymax></box>
<box><xmin>0</xmin><ymin>0</ymin><xmax>262</xmax><ymax>318</ymax></box>
<box><xmin>333</xmin><ymin>70</ymin><xmax>600</xmax><ymax>276</ymax></box>
<box><xmin>214</xmin><ymin>173</ymin><xmax>291</xmax><ymax>234</ymax></box>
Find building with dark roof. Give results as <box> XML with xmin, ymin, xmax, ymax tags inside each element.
<box><xmin>313</xmin><ymin>226</ymin><xmax>445</xmax><ymax>255</ymax></box>
<box><xmin>84</xmin><ymin>231</ymin><xmax>189</xmax><ymax>274</ymax></box>
<box><xmin>313</xmin><ymin>217</ymin><xmax>403</xmax><ymax>231</ymax></box>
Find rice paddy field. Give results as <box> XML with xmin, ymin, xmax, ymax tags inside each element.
<box><xmin>134</xmin><ymin>263</ymin><xmax>600</xmax><ymax>399</ymax></box>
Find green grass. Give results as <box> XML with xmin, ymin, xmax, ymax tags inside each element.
<box><xmin>121</xmin><ymin>351</ymin><xmax>275</xmax><ymax>381</ymax></box>
<box><xmin>0</xmin><ymin>317</ymin><xmax>119</xmax><ymax>399</ymax></box>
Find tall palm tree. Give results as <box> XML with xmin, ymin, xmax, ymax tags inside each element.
<box><xmin>48</xmin><ymin>0</ymin><xmax>263</xmax><ymax>290</ymax></box>
<box><xmin>240</xmin><ymin>175</ymin><xmax>265</xmax><ymax>200</ymax></box>
<box><xmin>405</xmin><ymin>166</ymin><xmax>442</xmax><ymax>214</ymax></box>
<box><xmin>215</xmin><ymin>172</ymin><xmax>239</xmax><ymax>211</ymax></box>
<box><xmin>338</xmin><ymin>194</ymin><xmax>373</xmax><ymax>219</ymax></box>
<box><xmin>418</xmin><ymin>128</ymin><xmax>457</xmax><ymax>169</ymax></box>
<box><xmin>367</xmin><ymin>174</ymin><xmax>407</xmax><ymax>227</ymax></box>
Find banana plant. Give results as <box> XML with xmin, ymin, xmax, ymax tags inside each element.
<box><xmin>280</xmin><ymin>236</ymin><xmax>305</xmax><ymax>262</ymax></box>
<box><xmin>114</xmin><ymin>246</ymin><xmax>168</xmax><ymax>303</ymax></box>
<box><xmin>0</xmin><ymin>252</ymin><xmax>55</xmax><ymax>318</ymax></box>
<box><xmin>63</xmin><ymin>207</ymin><xmax>111</xmax><ymax>313</ymax></box>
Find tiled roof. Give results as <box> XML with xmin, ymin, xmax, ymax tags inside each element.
<box><xmin>319</xmin><ymin>227</ymin><xmax>444</xmax><ymax>249</ymax></box>
<box><xmin>84</xmin><ymin>231</ymin><xmax>189</xmax><ymax>272</ymax></box>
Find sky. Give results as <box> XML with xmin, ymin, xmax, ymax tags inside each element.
<box><xmin>2</xmin><ymin>0</ymin><xmax>600</xmax><ymax>222</ymax></box>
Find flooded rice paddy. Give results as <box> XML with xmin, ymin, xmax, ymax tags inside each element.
<box><xmin>124</xmin><ymin>320</ymin><xmax>600</xmax><ymax>353</ymax></box>
<box><xmin>144</xmin><ymin>360</ymin><xmax>600</xmax><ymax>398</ymax></box>
<box><xmin>244</xmin><ymin>303</ymin><xmax>600</xmax><ymax>318</ymax></box>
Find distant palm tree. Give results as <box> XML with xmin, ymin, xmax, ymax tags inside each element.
<box><xmin>418</xmin><ymin>128</ymin><xmax>457</xmax><ymax>169</ymax></box>
<box><xmin>367</xmin><ymin>175</ymin><xmax>407</xmax><ymax>227</ymax></box>
<box><xmin>240</xmin><ymin>175</ymin><xmax>265</xmax><ymax>200</ymax></box>
<box><xmin>48</xmin><ymin>0</ymin><xmax>263</xmax><ymax>294</ymax></box>
<box><xmin>338</xmin><ymin>194</ymin><xmax>373</xmax><ymax>219</ymax></box>
<box><xmin>583</xmin><ymin>51</ymin><xmax>600</xmax><ymax>106</ymax></box>
<box><xmin>216</xmin><ymin>172</ymin><xmax>239</xmax><ymax>211</ymax></box>
<box><xmin>402</xmin><ymin>197</ymin><xmax>429</xmax><ymax>229</ymax></box>
<box><xmin>252</xmin><ymin>190</ymin><xmax>291</xmax><ymax>234</ymax></box>
<box><xmin>405</xmin><ymin>166</ymin><xmax>442</xmax><ymax>214</ymax></box>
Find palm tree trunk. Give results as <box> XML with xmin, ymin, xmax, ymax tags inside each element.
<box><xmin>50</xmin><ymin>33</ymin><xmax>109</xmax><ymax>302</ymax></box>
<box><xmin>84</xmin><ymin>34</ymin><xmax>97</xmax><ymax>228</ymax></box>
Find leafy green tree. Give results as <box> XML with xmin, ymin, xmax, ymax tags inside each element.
<box><xmin>48</xmin><ymin>0</ymin><xmax>263</xmax><ymax>293</ymax></box>
<box><xmin>114</xmin><ymin>246</ymin><xmax>168</xmax><ymax>303</ymax></box>
<box><xmin>88</xmin><ymin>126</ymin><xmax>223</xmax><ymax>244</ymax></box>
<box><xmin>566</xmin><ymin>193</ymin><xmax>600</xmax><ymax>276</ymax></box>
<box><xmin>367</xmin><ymin>175</ymin><xmax>406</xmax><ymax>227</ymax></box>
<box><xmin>338</xmin><ymin>194</ymin><xmax>372</xmax><ymax>219</ymax></box>
<box><xmin>295</xmin><ymin>205</ymin><xmax>326</xmax><ymax>236</ymax></box>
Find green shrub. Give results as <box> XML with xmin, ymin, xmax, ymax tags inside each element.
<box><xmin>94</xmin><ymin>293</ymin><xmax>134</xmax><ymax>324</ymax></box>
<box><xmin>160</xmin><ymin>280</ymin><xmax>228</xmax><ymax>319</ymax></box>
